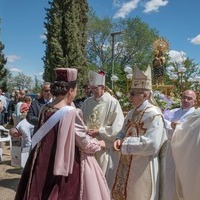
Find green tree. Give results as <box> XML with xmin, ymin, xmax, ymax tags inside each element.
<box><xmin>7</xmin><ymin>73</ymin><xmax>33</xmax><ymax>92</ymax></box>
<box><xmin>43</xmin><ymin>0</ymin><xmax>89</xmax><ymax>84</ymax></box>
<box><xmin>32</xmin><ymin>75</ymin><xmax>43</xmax><ymax>94</ymax></box>
<box><xmin>0</xmin><ymin>19</ymin><xmax>8</xmax><ymax>91</ymax></box>
<box><xmin>86</xmin><ymin>13</ymin><xmax>160</xmax><ymax>88</ymax></box>
<box><xmin>165</xmin><ymin>58</ymin><xmax>200</xmax><ymax>95</ymax></box>
<box><xmin>119</xmin><ymin>17</ymin><xmax>159</xmax><ymax>69</ymax></box>
<box><xmin>86</xmin><ymin>9</ymin><xmax>114</xmax><ymax>69</ymax></box>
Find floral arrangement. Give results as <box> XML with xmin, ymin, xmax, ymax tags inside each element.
<box><xmin>113</xmin><ymin>89</ymin><xmax>181</xmax><ymax>113</ymax></box>
<box><xmin>115</xmin><ymin>91</ymin><xmax>131</xmax><ymax>112</ymax></box>
<box><xmin>153</xmin><ymin>91</ymin><xmax>181</xmax><ymax>111</ymax></box>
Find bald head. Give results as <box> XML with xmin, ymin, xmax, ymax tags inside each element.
<box><xmin>181</xmin><ymin>90</ymin><xmax>197</xmax><ymax>109</ymax></box>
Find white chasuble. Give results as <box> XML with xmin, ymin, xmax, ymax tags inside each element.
<box><xmin>82</xmin><ymin>92</ymin><xmax>124</xmax><ymax>189</ymax></box>
<box><xmin>112</xmin><ymin>101</ymin><xmax>167</xmax><ymax>200</ymax></box>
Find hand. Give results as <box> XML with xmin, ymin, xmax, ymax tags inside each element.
<box><xmin>87</xmin><ymin>129</ymin><xmax>99</xmax><ymax>138</ymax></box>
<box><xmin>9</xmin><ymin>128</ymin><xmax>22</xmax><ymax>138</ymax></box>
<box><xmin>171</xmin><ymin>121</ymin><xmax>179</xmax><ymax>129</ymax></box>
<box><xmin>114</xmin><ymin>139</ymin><xmax>122</xmax><ymax>151</ymax></box>
<box><xmin>99</xmin><ymin>140</ymin><xmax>106</xmax><ymax>148</ymax></box>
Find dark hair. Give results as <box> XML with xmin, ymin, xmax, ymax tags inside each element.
<box><xmin>50</xmin><ymin>81</ymin><xmax>77</xmax><ymax>97</ymax></box>
<box><xmin>23</xmin><ymin>95</ymin><xmax>32</xmax><ymax>103</ymax></box>
<box><xmin>83</xmin><ymin>84</ymin><xmax>91</xmax><ymax>89</ymax></box>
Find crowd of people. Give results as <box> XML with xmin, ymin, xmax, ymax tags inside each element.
<box><xmin>0</xmin><ymin>65</ymin><xmax>199</xmax><ymax>200</ymax></box>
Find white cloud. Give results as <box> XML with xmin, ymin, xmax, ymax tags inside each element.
<box><xmin>6</xmin><ymin>55</ymin><xmax>20</xmax><ymax>63</ymax></box>
<box><xmin>113</xmin><ymin>0</ymin><xmax>122</xmax><ymax>7</ymax></box>
<box><xmin>168</xmin><ymin>50</ymin><xmax>186</xmax><ymax>63</ymax></box>
<box><xmin>40</xmin><ymin>28</ymin><xmax>47</xmax><ymax>40</ymax></box>
<box><xmin>9</xmin><ymin>67</ymin><xmax>22</xmax><ymax>72</ymax></box>
<box><xmin>114</xmin><ymin>0</ymin><xmax>140</xmax><ymax>19</ymax></box>
<box><xmin>102</xmin><ymin>44</ymin><xmax>110</xmax><ymax>52</ymax></box>
<box><xmin>113</xmin><ymin>0</ymin><xmax>168</xmax><ymax>18</ymax></box>
<box><xmin>40</xmin><ymin>34</ymin><xmax>46</xmax><ymax>40</ymax></box>
<box><xmin>189</xmin><ymin>34</ymin><xmax>200</xmax><ymax>45</ymax></box>
<box><xmin>38</xmin><ymin>72</ymin><xmax>43</xmax><ymax>76</ymax></box>
<box><xmin>194</xmin><ymin>65</ymin><xmax>200</xmax><ymax>70</ymax></box>
<box><xmin>143</xmin><ymin>0</ymin><xmax>169</xmax><ymax>13</ymax></box>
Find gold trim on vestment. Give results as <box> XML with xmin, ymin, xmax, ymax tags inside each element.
<box><xmin>112</xmin><ymin>108</ymin><xmax>149</xmax><ymax>200</ymax></box>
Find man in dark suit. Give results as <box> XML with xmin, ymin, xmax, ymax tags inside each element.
<box><xmin>26</xmin><ymin>82</ymin><xmax>53</xmax><ymax>134</ymax></box>
<box><xmin>74</xmin><ymin>84</ymin><xmax>92</xmax><ymax>108</ymax></box>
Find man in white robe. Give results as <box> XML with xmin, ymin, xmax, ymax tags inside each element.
<box><xmin>171</xmin><ymin>108</ymin><xmax>200</xmax><ymax>200</ymax></box>
<box><xmin>81</xmin><ymin>70</ymin><xmax>124</xmax><ymax>190</ymax></box>
<box><xmin>112</xmin><ymin>66</ymin><xmax>167</xmax><ymax>200</ymax></box>
<box><xmin>163</xmin><ymin>89</ymin><xmax>196</xmax><ymax>200</ymax></box>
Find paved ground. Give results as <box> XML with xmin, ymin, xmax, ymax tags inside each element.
<box><xmin>0</xmin><ymin>143</ymin><xmax>22</xmax><ymax>200</ymax></box>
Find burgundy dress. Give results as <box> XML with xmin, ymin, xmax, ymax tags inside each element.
<box><xmin>15</xmin><ymin>107</ymin><xmax>81</xmax><ymax>200</ymax></box>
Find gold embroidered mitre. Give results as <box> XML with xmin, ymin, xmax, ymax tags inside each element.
<box><xmin>131</xmin><ymin>65</ymin><xmax>152</xmax><ymax>90</ymax></box>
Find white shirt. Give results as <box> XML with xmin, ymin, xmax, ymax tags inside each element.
<box><xmin>16</xmin><ymin>118</ymin><xmax>34</xmax><ymax>147</ymax></box>
<box><xmin>163</xmin><ymin>106</ymin><xmax>196</xmax><ymax>135</ymax></box>
<box><xmin>0</xmin><ymin>95</ymin><xmax>7</xmax><ymax>109</ymax></box>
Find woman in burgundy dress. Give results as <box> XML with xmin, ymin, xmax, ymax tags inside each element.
<box><xmin>15</xmin><ymin>68</ymin><xmax>110</xmax><ymax>200</ymax></box>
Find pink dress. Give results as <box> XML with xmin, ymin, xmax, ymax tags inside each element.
<box><xmin>15</xmin><ymin>106</ymin><xmax>110</xmax><ymax>200</ymax></box>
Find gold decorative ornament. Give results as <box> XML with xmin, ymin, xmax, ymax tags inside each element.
<box><xmin>152</xmin><ymin>38</ymin><xmax>169</xmax><ymax>53</ymax></box>
<box><xmin>152</xmin><ymin>38</ymin><xmax>169</xmax><ymax>85</ymax></box>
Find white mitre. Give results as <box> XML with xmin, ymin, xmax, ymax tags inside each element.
<box><xmin>131</xmin><ymin>65</ymin><xmax>152</xmax><ymax>90</ymax></box>
<box><xmin>88</xmin><ymin>70</ymin><xmax>105</xmax><ymax>86</ymax></box>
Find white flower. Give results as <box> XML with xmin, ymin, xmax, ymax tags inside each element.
<box><xmin>116</xmin><ymin>91</ymin><xmax>123</xmax><ymax>97</ymax></box>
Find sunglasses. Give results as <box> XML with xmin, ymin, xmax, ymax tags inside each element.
<box><xmin>44</xmin><ymin>89</ymin><xmax>50</xmax><ymax>92</ymax></box>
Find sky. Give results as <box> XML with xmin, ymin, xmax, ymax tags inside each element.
<box><xmin>0</xmin><ymin>0</ymin><xmax>200</xmax><ymax>81</ymax></box>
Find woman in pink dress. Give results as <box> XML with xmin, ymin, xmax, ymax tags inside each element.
<box><xmin>15</xmin><ymin>68</ymin><xmax>110</xmax><ymax>200</ymax></box>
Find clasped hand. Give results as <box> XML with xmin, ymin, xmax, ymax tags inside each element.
<box><xmin>87</xmin><ymin>129</ymin><xmax>99</xmax><ymax>137</ymax></box>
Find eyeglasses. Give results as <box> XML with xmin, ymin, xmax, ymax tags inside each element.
<box><xmin>91</xmin><ymin>85</ymin><xmax>101</xmax><ymax>89</ymax></box>
<box><xmin>129</xmin><ymin>91</ymin><xmax>144</xmax><ymax>96</ymax></box>
<box><xmin>85</xmin><ymin>87</ymin><xmax>91</xmax><ymax>90</ymax></box>
<box><xmin>44</xmin><ymin>90</ymin><xmax>50</xmax><ymax>92</ymax></box>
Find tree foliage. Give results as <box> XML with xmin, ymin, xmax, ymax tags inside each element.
<box><xmin>7</xmin><ymin>73</ymin><xmax>33</xmax><ymax>92</ymax></box>
<box><xmin>32</xmin><ymin>75</ymin><xmax>43</xmax><ymax>94</ymax></box>
<box><xmin>86</xmin><ymin>13</ymin><xmax>160</xmax><ymax>88</ymax></box>
<box><xmin>165</xmin><ymin>58</ymin><xmax>200</xmax><ymax>95</ymax></box>
<box><xmin>0</xmin><ymin>19</ymin><xmax>8</xmax><ymax>91</ymax></box>
<box><xmin>119</xmin><ymin>17</ymin><xmax>159</xmax><ymax>69</ymax></box>
<box><xmin>43</xmin><ymin>0</ymin><xmax>89</xmax><ymax>84</ymax></box>
<box><xmin>86</xmin><ymin>9</ymin><xmax>114</xmax><ymax>69</ymax></box>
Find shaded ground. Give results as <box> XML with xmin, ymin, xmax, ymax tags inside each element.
<box><xmin>0</xmin><ymin>144</ymin><xmax>22</xmax><ymax>200</ymax></box>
